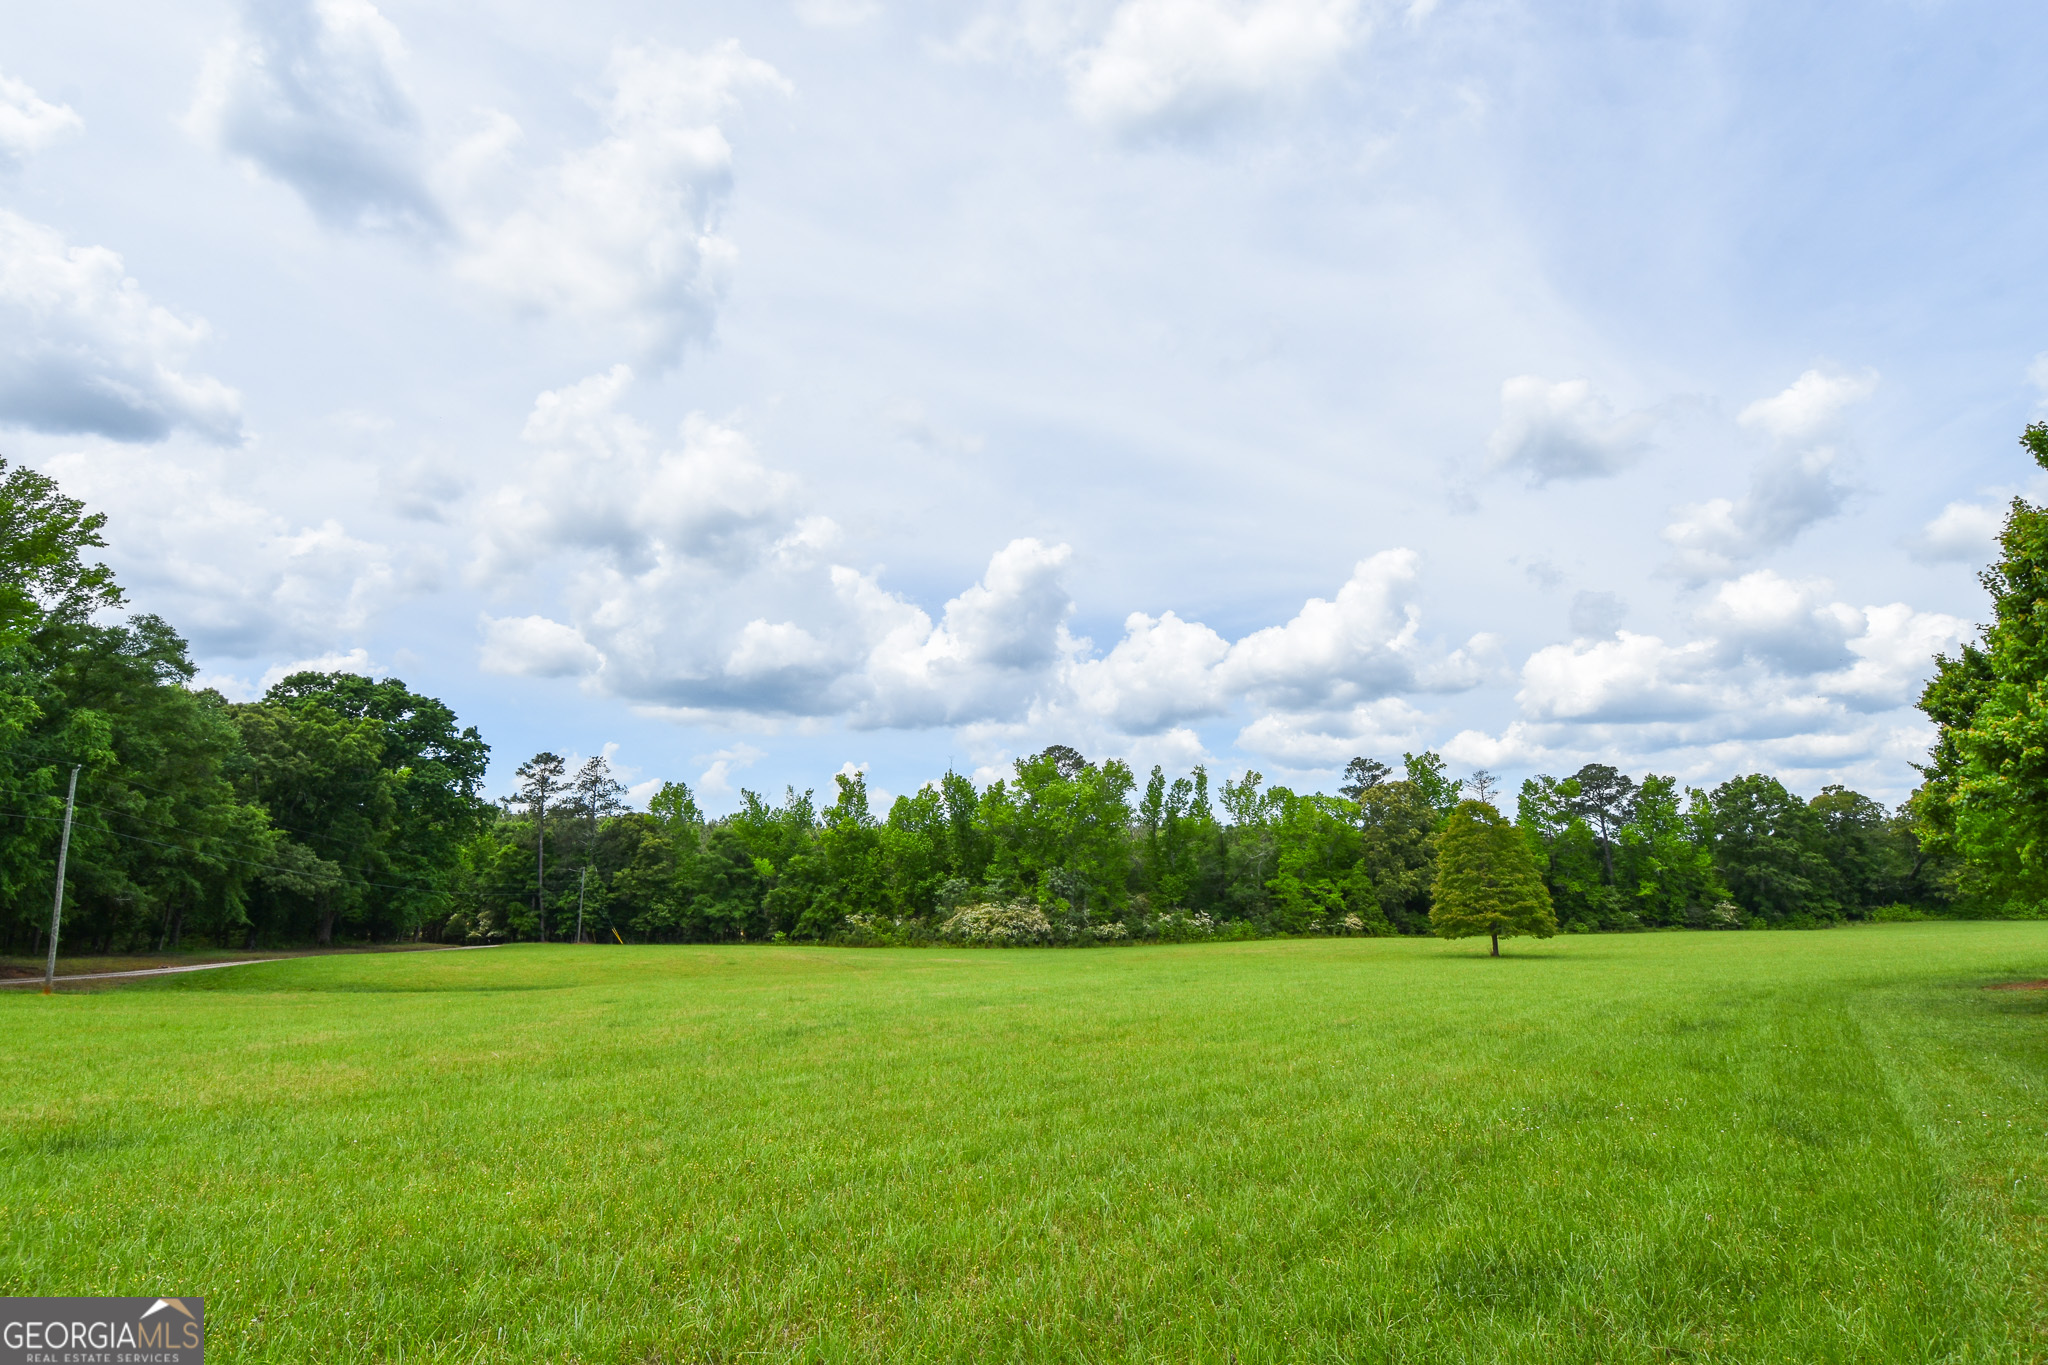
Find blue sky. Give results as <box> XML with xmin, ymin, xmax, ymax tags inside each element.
<box><xmin>4</xmin><ymin>0</ymin><xmax>2045</xmax><ymax>811</ymax></box>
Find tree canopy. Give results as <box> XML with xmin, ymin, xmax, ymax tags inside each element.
<box><xmin>0</xmin><ymin>460</ymin><xmax>491</xmax><ymax>953</ymax></box>
<box><xmin>1917</xmin><ymin>422</ymin><xmax>2048</xmax><ymax>912</ymax></box>
<box><xmin>1430</xmin><ymin>799</ymin><xmax>1557</xmax><ymax>955</ymax></box>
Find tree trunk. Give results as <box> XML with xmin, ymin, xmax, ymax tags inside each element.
<box><xmin>1490</xmin><ymin>931</ymin><xmax>1499</xmax><ymax>957</ymax></box>
<box><xmin>317</xmin><ymin>904</ymin><xmax>337</xmax><ymax>946</ymax></box>
<box><xmin>168</xmin><ymin>905</ymin><xmax>184</xmax><ymax>950</ymax></box>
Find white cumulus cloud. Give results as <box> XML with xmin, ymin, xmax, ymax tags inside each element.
<box><xmin>697</xmin><ymin>743</ymin><xmax>765</xmax><ymax>797</ymax></box>
<box><xmin>190</xmin><ymin>0</ymin><xmax>440</xmax><ymax>232</ymax></box>
<box><xmin>43</xmin><ymin>448</ymin><xmax>406</xmax><ymax>659</ymax></box>
<box><xmin>479</xmin><ymin>614</ymin><xmax>605</xmax><ymax>678</ymax></box>
<box><xmin>0</xmin><ymin>212</ymin><xmax>243</xmax><ymax>443</ymax></box>
<box><xmin>1233</xmin><ymin>696</ymin><xmax>1429</xmax><ymax>766</ymax></box>
<box><xmin>1519</xmin><ymin>631</ymin><xmax>1725</xmax><ymax>724</ymax></box>
<box><xmin>1067</xmin><ymin>0</ymin><xmax>1365</xmax><ymax>131</ymax></box>
<box><xmin>192</xmin><ymin>2</ymin><xmax>784</xmax><ymax>363</ymax></box>
<box><xmin>452</xmin><ymin>42</ymin><xmax>789</xmax><ymax>364</ymax></box>
<box><xmin>474</xmin><ymin>366</ymin><xmax>800</xmax><ymax>582</ymax></box>
<box><xmin>1663</xmin><ymin>369</ymin><xmax>1874</xmax><ymax>580</ymax></box>
<box><xmin>1503</xmin><ymin>576</ymin><xmax>1967</xmax><ymax>752</ymax></box>
<box><xmin>0</xmin><ymin>73</ymin><xmax>82</xmax><ymax>165</ymax></box>
<box><xmin>845</xmin><ymin>538</ymin><xmax>1082</xmax><ymax>727</ymax></box>
<box><xmin>478</xmin><ymin>375</ymin><xmax>1493</xmax><ymax>742</ymax></box>
<box><xmin>1910</xmin><ymin>499</ymin><xmax>2003</xmax><ymax>564</ymax></box>
<box><xmin>1737</xmin><ymin>367</ymin><xmax>1877</xmax><ymax>443</ymax></box>
<box><xmin>1816</xmin><ymin>604</ymin><xmax>1971</xmax><ymax>712</ymax></box>
<box><xmin>1663</xmin><ymin>450</ymin><xmax>1851</xmax><ymax>580</ymax></box>
<box><xmin>1068</xmin><ymin>609</ymin><xmax>1232</xmax><ymax>731</ymax></box>
<box><xmin>1696</xmin><ymin>570</ymin><xmax>1862</xmax><ymax>674</ymax></box>
<box><xmin>1487</xmin><ymin>377</ymin><xmax>1654</xmax><ymax>484</ymax></box>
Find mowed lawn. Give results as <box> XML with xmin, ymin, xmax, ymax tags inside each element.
<box><xmin>3</xmin><ymin>927</ymin><xmax>2046</xmax><ymax>1363</ymax></box>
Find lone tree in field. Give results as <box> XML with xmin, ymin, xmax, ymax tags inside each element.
<box><xmin>1430</xmin><ymin>798</ymin><xmax>1557</xmax><ymax>956</ymax></box>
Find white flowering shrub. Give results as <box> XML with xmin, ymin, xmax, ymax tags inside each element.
<box><xmin>837</xmin><ymin>913</ymin><xmax>937</xmax><ymax>946</ymax></box>
<box><xmin>1152</xmin><ymin>910</ymin><xmax>1217</xmax><ymax>943</ymax></box>
<box><xmin>940</xmin><ymin>901</ymin><xmax>1054</xmax><ymax>946</ymax></box>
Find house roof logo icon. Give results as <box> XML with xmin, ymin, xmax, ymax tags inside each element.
<box><xmin>140</xmin><ymin>1299</ymin><xmax>196</xmax><ymax>1322</ymax></box>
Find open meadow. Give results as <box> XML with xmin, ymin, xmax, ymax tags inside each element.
<box><xmin>3</xmin><ymin>924</ymin><xmax>2046</xmax><ymax>1362</ymax></box>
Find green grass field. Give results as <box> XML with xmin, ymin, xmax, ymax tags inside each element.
<box><xmin>3</xmin><ymin>926</ymin><xmax>2045</xmax><ymax>1363</ymax></box>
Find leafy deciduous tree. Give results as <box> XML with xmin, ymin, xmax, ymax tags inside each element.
<box><xmin>1430</xmin><ymin>799</ymin><xmax>1557</xmax><ymax>955</ymax></box>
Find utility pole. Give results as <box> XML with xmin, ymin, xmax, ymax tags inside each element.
<box><xmin>43</xmin><ymin>766</ymin><xmax>79</xmax><ymax>996</ymax></box>
<box><xmin>575</xmin><ymin>867</ymin><xmax>587</xmax><ymax>945</ymax></box>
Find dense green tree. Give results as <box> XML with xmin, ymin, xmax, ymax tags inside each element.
<box><xmin>1137</xmin><ymin>764</ymin><xmax>1223</xmax><ymax>914</ymax></box>
<box><xmin>873</xmin><ymin>784</ymin><xmax>943</xmax><ymax>920</ymax></box>
<box><xmin>1516</xmin><ymin>775</ymin><xmax>1615</xmax><ymax>929</ymax></box>
<box><xmin>1216</xmin><ymin>769</ymin><xmax>1283</xmax><ymax>923</ymax></box>
<box><xmin>1614</xmin><ymin>776</ymin><xmax>1724</xmax><ymax>926</ymax></box>
<box><xmin>1430</xmin><ymin>799</ymin><xmax>1557</xmax><ymax>955</ymax></box>
<box><xmin>1807</xmin><ymin>785</ymin><xmax>1912</xmax><ymax>911</ymax></box>
<box><xmin>1338</xmin><ymin>756</ymin><xmax>1391</xmax><ymax>799</ymax></box>
<box><xmin>982</xmin><ymin>748</ymin><xmax>1135</xmax><ymax>924</ymax></box>
<box><xmin>1567</xmin><ymin>763</ymin><xmax>1637</xmax><ymax>885</ymax></box>
<box><xmin>233</xmin><ymin>674</ymin><xmax>491</xmax><ymax>943</ymax></box>
<box><xmin>1916</xmin><ymin>422</ymin><xmax>2048</xmax><ymax>912</ymax></box>
<box><xmin>436</xmin><ymin>747</ymin><xmax>1960</xmax><ymax>948</ymax></box>
<box><xmin>1263</xmin><ymin>789</ymin><xmax>1386</xmax><ymax>934</ymax></box>
<box><xmin>0</xmin><ymin>458</ymin><xmax>122</xmax><ymax>645</ymax></box>
<box><xmin>1401</xmin><ymin>751</ymin><xmax>1462</xmax><ymax>817</ymax></box>
<box><xmin>1706</xmin><ymin>775</ymin><xmax>1839</xmax><ymax>924</ymax></box>
<box><xmin>1354</xmin><ymin>779</ymin><xmax>1440</xmax><ymax>933</ymax></box>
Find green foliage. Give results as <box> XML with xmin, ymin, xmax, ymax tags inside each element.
<box><xmin>1916</xmin><ymin>422</ymin><xmax>2048</xmax><ymax>911</ymax></box>
<box><xmin>1137</xmin><ymin>764</ymin><xmax>1223</xmax><ymax>912</ymax></box>
<box><xmin>1615</xmin><ymin>776</ymin><xmax>1724</xmax><ymax>925</ymax></box>
<box><xmin>532</xmin><ymin>741</ymin><xmax>1983</xmax><ymax>949</ymax></box>
<box><xmin>1355</xmin><ymin>779</ymin><xmax>1440</xmax><ymax>933</ymax></box>
<box><xmin>0</xmin><ymin>457</ymin><xmax>122</xmax><ymax>645</ymax></box>
<box><xmin>232</xmin><ymin>673</ymin><xmax>492</xmax><ymax>943</ymax></box>
<box><xmin>1430</xmin><ymin>799</ymin><xmax>1556</xmax><ymax>951</ymax></box>
<box><xmin>1706</xmin><ymin>774</ymin><xmax>1843</xmax><ymax>924</ymax></box>
<box><xmin>0</xmin><ymin>464</ymin><xmax>488</xmax><ymax>955</ymax></box>
<box><xmin>1263</xmin><ymin>789</ymin><xmax>1388</xmax><ymax>935</ymax></box>
<box><xmin>1401</xmin><ymin>749</ymin><xmax>1461</xmax><ymax>816</ymax></box>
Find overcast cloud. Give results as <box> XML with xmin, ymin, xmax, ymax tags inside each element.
<box><xmin>3</xmin><ymin>0</ymin><xmax>2044</xmax><ymax>807</ymax></box>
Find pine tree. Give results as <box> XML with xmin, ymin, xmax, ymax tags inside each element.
<box><xmin>1430</xmin><ymin>799</ymin><xmax>1558</xmax><ymax>955</ymax></box>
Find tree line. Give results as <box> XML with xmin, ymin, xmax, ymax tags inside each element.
<box><xmin>0</xmin><ymin>459</ymin><xmax>492</xmax><ymax>955</ymax></box>
<box><xmin>450</xmin><ymin>742</ymin><xmax>1952</xmax><ymax>948</ymax></box>
<box><xmin>9</xmin><ymin>425</ymin><xmax>2048</xmax><ymax>954</ymax></box>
